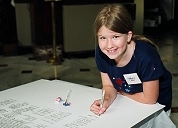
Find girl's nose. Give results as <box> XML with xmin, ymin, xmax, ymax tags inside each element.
<box><xmin>107</xmin><ymin>39</ymin><xmax>114</xmax><ymax>49</ymax></box>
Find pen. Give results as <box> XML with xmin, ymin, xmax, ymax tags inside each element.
<box><xmin>63</xmin><ymin>90</ymin><xmax>72</xmax><ymax>106</ymax></box>
<box><xmin>99</xmin><ymin>89</ymin><xmax>105</xmax><ymax>116</ymax></box>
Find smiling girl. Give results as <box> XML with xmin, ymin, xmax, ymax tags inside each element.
<box><xmin>90</xmin><ymin>4</ymin><xmax>172</xmax><ymax>118</ymax></box>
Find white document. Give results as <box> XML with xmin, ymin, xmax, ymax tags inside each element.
<box><xmin>0</xmin><ymin>79</ymin><xmax>175</xmax><ymax>128</ymax></box>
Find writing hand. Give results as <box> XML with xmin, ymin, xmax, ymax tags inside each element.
<box><xmin>90</xmin><ymin>99</ymin><xmax>107</xmax><ymax>116</ymax></box>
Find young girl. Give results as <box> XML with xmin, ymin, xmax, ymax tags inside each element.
<box><xmin>90</xmin><ymin>4</ymin><xmax>172</xmax><ymax>116</ymax></box>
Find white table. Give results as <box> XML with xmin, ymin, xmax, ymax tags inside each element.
<box><xmin>0</xmin><ymin>79</ymin><xmax>176</xmax><ymax>128</ymax></box>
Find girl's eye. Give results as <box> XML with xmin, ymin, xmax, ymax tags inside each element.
<box><xmin>113</xmin><ymin>36</ymin><xmax>119</xmax><ymax>39</ymax></box>
<box><xmin>99</xmin><ymin>37</ymin><xmax>106</xmax><ymax>40</ymax></box>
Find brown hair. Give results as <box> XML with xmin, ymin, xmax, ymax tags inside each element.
<box><xmin>94</xmin><ymin>4</ymin><xmax>158</xmax><ymax>50</ymax></box>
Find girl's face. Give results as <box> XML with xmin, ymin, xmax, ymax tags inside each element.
<box><xmin>97</xmin><ymin>25</ymin><xmax>132</xmax><ymax>60</ymax></box>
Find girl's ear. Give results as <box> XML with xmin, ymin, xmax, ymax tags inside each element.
<box><xmin>127</xmin><ymin>31</ymin><xmax>133</xmax><ymax>42</ymax></box>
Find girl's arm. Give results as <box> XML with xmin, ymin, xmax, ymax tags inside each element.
<box><xmin>90</xmin><ymin>72</ymin><xmax>117</xmax><ymax>115</ymax></box>
<box><xmin>120</xmin><ymin>80</ymin><xmax>159</xmax><ymax>104</ymax></box>
<box><xmin>101</xmin><ymin>72</ymin><xmax>118</xmax><ymax>107</ymax></box>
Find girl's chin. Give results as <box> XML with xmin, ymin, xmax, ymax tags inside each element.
<box><xmin>106</xmin><ymin>54</ymin><xmax>118</xmax><ymax>60</ymax></box>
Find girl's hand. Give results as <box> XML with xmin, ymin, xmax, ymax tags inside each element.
<box><xmin>90</xmin><ymin>99</ymin><xmax>108</xmax><ymax>115</ymax></box>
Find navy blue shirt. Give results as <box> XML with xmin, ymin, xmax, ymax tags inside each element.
<box><xmin>95</xmin><ymin>40</ymin><xmax>172</xmax><ymax>111</ymax></box>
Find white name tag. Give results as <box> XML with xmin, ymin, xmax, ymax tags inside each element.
<box><xmin>123</xmin><ymin>73</ymin><xmax>142</xmax><ymax>85</ymax></box>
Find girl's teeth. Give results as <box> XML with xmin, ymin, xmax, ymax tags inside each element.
<box><xmin>109</xmin><ymin>50</ymin><xmax>114</xmax><ymax>52</ymax></box>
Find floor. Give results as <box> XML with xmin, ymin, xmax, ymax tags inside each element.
<box><xmin>0</xmin><ymin>27</ymin><xmax>178</xmax><ymax>126</ymax></box>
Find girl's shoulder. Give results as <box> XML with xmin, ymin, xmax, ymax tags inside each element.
<box><xmin>134</xmin><ymin>40</ymin><xmax>159</xmax><ymax>58</ymax></box>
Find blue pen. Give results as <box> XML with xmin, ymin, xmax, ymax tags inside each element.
<box><xmin>63</xmin><ymin>90</ymin><xmax>72</xmax><ymax>106</ymax></box>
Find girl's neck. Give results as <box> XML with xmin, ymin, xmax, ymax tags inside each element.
<box><xmin>115</xmin><ymin>41</ymin><xmax>135</xmax><ymax>67</ymax></box>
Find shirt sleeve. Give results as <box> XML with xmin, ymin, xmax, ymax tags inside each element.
<box><xmin>140</xmin><ymin>56</ymin><xmax>164</xmax><ymax>82</ymax></box>
<box><xmin>95</xmin><ymin>46</ymin><xmax>107</xmax><ymax>73</ymax></box>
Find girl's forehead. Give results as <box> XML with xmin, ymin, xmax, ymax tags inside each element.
<box><xmin>97</xmin><ymin>26</ymin><xmax>121</xmax><ymax>35</ymax></box>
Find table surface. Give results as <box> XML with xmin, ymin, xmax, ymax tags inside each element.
<box><xmin>0</xmin><ymin>79</ymin><xmax>174</xmax><ymax>128</ymax></box>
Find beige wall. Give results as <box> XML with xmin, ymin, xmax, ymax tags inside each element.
<box><xmin>63</xmin><ymin>4</ymin><xmax>104</xmax><ymax>52</ymax></box>
<box><xmin>15</xmin><ymin>4</ymin><xmax>32</xmax><ymax>46</ymax></box>
<box><xmin>63</xmin><ymin>2</ymin><xmax>145</xmax><ymax>52</ymax></box>
<box><xmin>134</xmin><ymin>0</ymin><xmax>144</xmax><ymax>35</ymax></box>
<box><xmin>15</xmin><ymin>1</ymin><xmax>144</xmax><ymax>49</ymax></box>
